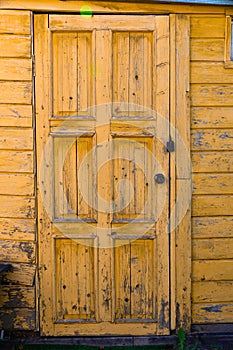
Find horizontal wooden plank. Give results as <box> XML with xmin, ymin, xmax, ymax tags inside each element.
<box><xmin>193</xmin><ymin>174</ymin><xmax>233</xmax><ymax>194</ymax></box>
<box><xmin>0</xmin><ymin>11</ymin><xmax>31</xmax><ymax>34</ymax></box>
<box><xmin>0</xmin><ymin>309</ymin><xmax>35</xmax><ymax>330</ymax></box>
<box><xmin>0</xmin><ymin>58</ymin><xmax>32</xmax><ymax>80</ymax></box>
<box><xmin>0</xmin><ymin>1</ymin><xmax>227</xmax><ymax>14</ymax></box>
<box><xmin>0</xmin><ymin>286</ymin><xmax>35</xmax><ymax>308</ymax></box>
<box><xmin>191</xmin><ymin>63</ymin><xmax>233</xmax><ymax>84</ymax></box>
<box><xmin>191</xmin><ymin>84</ymin><xmax>233</xmax><ymax>107</ymax></box>
<box><xmin>0</xmin><ymin>196</ymin><xmax>35</xmax><ymax>219</ymax></box>
<box><xmin>192</xmin><ymin>151</ymin><xmax>233</xmax><ymax>173</ymax></box>
<box><xmin>0</xmin><ymin>150</ymin><xmax>33</xmax><ymax>172</ymax></box>
<box><xmin>192</xmin><ymin>260</ymin><xmax>233</xmax><ymax>281</ymax></box>
<box><xmin>192</xmin><ymin>303</ymin><xmax>233</xmax><ymax>323</ymax></box>
<box><xmin>0</xmin><ymin>105</ymin><xmax>32</xmax><ymax>127</ymax></box>
<box><xmin>192</xmin><ymin>217</ymin><xmax>233</xmax><ymax>239</ymax></box>
<box><xmin>0</xmin><ymin>174</ymin><xmax>34</xmax><ymax>196</ymax></box>
<box><xmin>191</xmin><ymin>39</ymin><xmax>224</xmax><ymax>62</ymax></box>
<box><xmin>0</xmin><ymin>240</ymin><xmax>35</xmax><ymax>263</ymax></box>
<box><xmin>1</xmin><ymin>262</ymin><xmax>36</xmax><ymax>286</ymax></box>
<box><xmin>50</xmin><ymin>14</ymin><xmax>157</xmax><ymax>30</ymax></box>
<box><xmin>0</xmin><ymin>128</ymin><xmax>33</xmax><ymax>150</ymax></box>
<box><xmin>191</xmin><ymin>107</ymin><xmax>233</xmax><ymax>129</ymax></box>
<box><xmin>191</xmin><ymin>129</ymin><xmax>233</xmax><ymax>151</ymax></box>
<box><xmin>192</xmin><ymin>195</ymin><xmax>233</xmax><ymax>216</ymax></box>
<box><xmin>0</xmin><ymin>218</ymin><xmax>36</xmax><ymax>241</ymax></box>
<box><xmin>0</xmin><ymin>34</ymin><xmax>31</xmax><ymax>58</ymax></box>
<box><xmin>190</xmin><ymin>17</ymin><xmax>225</xmax><ymax>38</ymax></box>
<box><xmin>193</xmin><ymin>238</ymin><xmax>233</xmax><ymax>259</ymax></box>
<box><xmin>192</xmin><ymin>281</ymin><xmax>233</xmax><ymax>303</ymax></box>
<box><xmin>0</xmin><ymin>81</ymin><xmax>32</xmax><ymax>104</ymax></box>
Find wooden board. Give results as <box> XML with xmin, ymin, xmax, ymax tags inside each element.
<box><xmin>191</xmin><ymin>63</ymin><xmax>233</xmax><ymax>84</ymax></box>
<box><xmin>192</xmin><ymin>303</ymin><xmax>233</xmax><ymax>323</ymax></box>
<box><xmin>191</xmin><ymin>129</ymin><xmax>233</xmax><ymax>150</ymax></box>
<box><xmin>192</xmin><ymin>281</ymin><xmax>233</xmax><ymax>303</ymax></box>
<box><xmin>0</xmin><ymin>129</ymin><xmax>33</xmax><ymax>150</ymax></box>
<box><xmin>0</xmin><ymin>35</ymin><xmax>31</xmax><ymax>58</ymax></box>
<box><xmin>0</xmin><ymin>105</ymin><xmax>32</xmax><ymax>127</ymax></box>
<box><xmin>0</xmin><ymin>240</ymin><xmax>35</xmax><ymax>263</ymax></box>
<box><xmin>193</xmin><ymin>174</ymin><xmax>233</xmax><ymax>194</ymax></box>
<box><xmin>190</xmin><ymin>16</ymin><xmax>225</xmax><ymax>38</ymax></box>
<box><xmin>192</xmin><ymin>195</ymin><xmax>233</xmax><ymax>216</ymax></box>
<box><xmin>193</xmin><ymin>238</ymin><xmax>233</xmax><ymax>259</ymax></box>
<box><xmin>0</xmin><ymin>81</ymin><xmax>32</xmax><ymax>104</ymax></box>
<box><xmin>191</xmin><ymin>85</ymin><xmax>233</xmax><ymax>107</ymax></box>
<box><xmin>0</xmin><ymin>286</ymin><xmax>35</xmax><ymax>308</ymax></box>
<box><xmin>0</xmin><ymin>150</ymin><xmax>33</xmax><ymax>172</ymax></box>
<box><xmin>191</xmin><ymin>107</ymin><xmax>233</xmax><ymax>128</ymax></box>
<box><xmin>192</xmin><ymin>217</ymin><xmax>233</xmax><ymax>238</ymax></box>
<box><xmin>0</xmin><ymin>10</ymin><xmax>31</xmax><ymax>34</ymax></box>
<box><xmin>0</xmin><ymin>262</ymin><xmax>36</xmax><ymax>286</ymax></box>
<box><xmin>0</xmin><ymin>174</ymin><xmax>34</xmax><ymax>196</ymax></box>
<box><xmin>192</xmin><ymin>260</ymin><xmax>233</xmax><ymax>281</ymax></box>
<box><xmin>0</xmin><ymin>58</ymin><xmax>32</xmax><ymax>81</ymax></box>
<box><xmin>192</xmin><ymin>151</ymin><xmax>233</xmax><ymax>173</ymax></box>
<box><xmin>0</xmin><ymin>196</ymin><xmax>35</xmax><ymax>219</ymax></box>
<box><xmin>191</xmin><ymin>39</ymin><xmax>224</xmax><ymax>62</ymax></box>
<box><xmin>0</xmin><ymin>309</ymin><xmax>35</xmax><ymax>330</ymax></box>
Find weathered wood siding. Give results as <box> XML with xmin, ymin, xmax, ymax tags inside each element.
<box><xmin>191</xmin><ymin>15</ymin><xmax>233</xmax><ymax>324</ymax></box>
<box><xmin>0</xmin><ymin>10</ymin><xmax>36</xmax><ymax>331</ymax></box>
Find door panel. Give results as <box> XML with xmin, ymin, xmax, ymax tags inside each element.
<box><xmin>35</xmin><ymin>14</ymin><xmax>170</xmax><ymax>336</ymax></box>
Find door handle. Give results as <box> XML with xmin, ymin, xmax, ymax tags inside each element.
<box><xmin>154</xmin><ymin>173</ymin><xmax>165</xmax><ymax>184</ymax></box>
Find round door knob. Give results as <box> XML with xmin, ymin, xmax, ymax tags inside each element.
<box><xmin>154</xmin><ymin>173</ymin><xmax>165</xmax><ymax>184</ymax></box>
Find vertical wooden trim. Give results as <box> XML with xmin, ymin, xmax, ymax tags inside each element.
<box><xmin>169</xmin><ymin>13</ymin><xmax>176</xmax><ymax>332</ymax></box>
<box><xmin>155</xmin><ymin>16</ymin><xmax>170</xmax><ymax>335</ymax></box>
<box><xmin>34</xmin><ymin>14</ymin><xmax>53</xmax><ymax>336</ymax></box>
<box><xmin>224</xmin><ymin>16</ymin><xmax>233</xmax><ymax>68</ymax></box>
<box><xmin>175</xmin><ymin>14</ymin><xmax>191</xmax><ymax>332</ymax></box>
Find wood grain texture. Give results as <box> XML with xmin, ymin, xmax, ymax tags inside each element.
<box><xmin>0</xmin><ymin>262</ymin><xmax>36</xmax><ymax>286</ymax></box>
<box><xmin>190</xmin><ymin>16</ymin><xmax>225</xmax><ymax>38</ymax></box>
<box><xmin>0</xmin><ymin>309</ymin><xmax>35</xmax><ymax>330</ymax></box>
<box><xmin>0</xmin><ymin>35</ymin><xmax>31</xmax><ymax>58</ymax></box>
<box><xmin>0</xmin><ymin>174</ymin><xmax>34</xmax><ymax>196</ymax></box>
<box><xmin>191</xmin><ymin>129</ymin><xmax>233</xmax><ymax>151</ymax></box>
<box><xmin>192</xmin><ymin>195</ymin><xmax>233</xmax><ymax>216</ymax></box>
<box><xmin>0</xmin><ymin>0</ymin><xmax>228</xmax><ymax>14</ymax></box>
<box><xmin>0</xmin><ymin>286</ymin><xmax>35</xmax><ymax>308</ymax></box>
<box><xmin>191</xmin><ymin>39</ymin><xmax>224</xmax><ymax>62</ymax></box>
<box><xmin>0</xmin><ymin>10</ymin><xmax>31</xmax><ymax>34</ymax></box>
<box><xmin>192</xmin><ymin>173</ymin><xmax>233</xmax><ymax>194</ymax></box>
<box><xmin>193</xmin><ymin>238</ymin><xmax>233</xmax><ymax>259</ymax></box>
<box><xmin>191</xmin><ymin>84</ymin><xmax>233</xmax><ymax>107</ymax></box>
<box><xmin>0</xmin><ymin>196</ymin><xmax>35</xmax><ymax>218</ymax></box>
<box><xmin>192</xmin><ymin>281</ymin><xmax>233</xmax><ymax>303</ymax></box>
<box><xmin>192</xmin><ymin>260</ymin><xmax>233</xmax><ymax>282</ymax></box>
<box><xmin>0</xmin><ymin>150</ymin><xmax>33</xmax><ymax>172</ymax></box>
<box><xmin>192</xmin><ymin>217</ymin><xmax>233</xmax><ymax>239</ymax></box>
<box><xmin>192</xmin><ymin>303</ymin><xmax>233</xmax><ymax>323</ymax></box>
<box><xmin>1</xmin><ymin>240</ymin><xmax>35</xmax><ymax>263</ymax></box>
<box><xmin>191</xmin><ymin>107</ymin><xmax>233</xmax><ymax>129</ymax></box>
<box><xmin>0</xmin><ymin>218</ymin><xmax>35</xmax><ymax>241</ymax></box>
<box><xmin>0</xmin><ymin>81</ymin><xmax>32</xmax><ymax>104</ymax></box>
<box><xmin>0</xmin><ymin>128</ymin><xmax>33</xmax><ymax>150</ymax></box>
<box><xmin>191</xmin><ymin>63</ymin><xmax>233</xmax><ymax>84</ymax></box>
<box><xmin>192</xmin><ymin>151</ymin><xmax>233</xmax><ymax>173</ymax></box>
<box><xmin>0</xmin><ymin>105</ymin><xmax>32</xmax><ymax>127</ymax></box>
<box><xmin>0</xmin><ymin>58</ymin><xmax>32</xmax><ymax>81</ymax></box>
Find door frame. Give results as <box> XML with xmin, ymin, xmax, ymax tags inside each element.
<box><xmin>34</xmin><ymin>11</ymin><xmax>191</xmax><ymax>335</ymax></box>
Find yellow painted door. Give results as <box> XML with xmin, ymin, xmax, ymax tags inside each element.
<box><xmin>35</xmin><ymin>14</ymin><xmax>170</xmax><ymax>336</ymax></box>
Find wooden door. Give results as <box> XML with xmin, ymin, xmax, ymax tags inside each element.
<box><xmin>35</xmin><ymin>14</ymin><xmax>170</xmax><ymax>336</ymax></box>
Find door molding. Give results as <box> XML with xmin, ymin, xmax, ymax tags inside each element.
<box><xmin>169</xmin><ymin>14</ymin><xmax>191</xmax><ymax>332</ymax></box>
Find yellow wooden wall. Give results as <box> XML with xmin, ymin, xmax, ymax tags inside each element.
<box><xmin>190</xmin><ymin>16</ymin><xmax>233</xmax><ymax>324</ymax></box>
<box><xmin>0</xmin><ymin>6</ymin><xmax>233</xmax><ymax>332</ymax></box>
<box><xmin>0</xmin><ymin>10</ymin><xmax>36</xmax><ymax>330</ymax></box>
